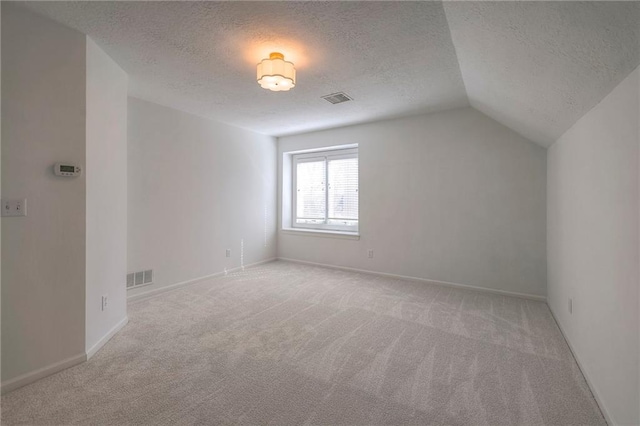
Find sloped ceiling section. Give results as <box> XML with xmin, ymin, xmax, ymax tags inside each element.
<box><xmin>443</xmin><ymin>1</ymin><xmax>640</xmax><ymax>147</ymax></box>
<box><xmin>20</xmin><ymin>1</ymin><xmax>468</xmax><ymax>137</ymax></box>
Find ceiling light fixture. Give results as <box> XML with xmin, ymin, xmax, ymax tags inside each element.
<box><xmin>257</xmin><ymin>52</ymin><xmax>296</xmax><ymax>92</ymax></box>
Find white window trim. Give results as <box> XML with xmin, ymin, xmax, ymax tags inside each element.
<box><xmin>292</xmin><ymin>147</ymin><xmax>359</xmax><ymax>233</ymax></box>
<box><xmin>281</xmin><ymin>227</ymin><xmax>360</xmax><ymax>240</ymax></box>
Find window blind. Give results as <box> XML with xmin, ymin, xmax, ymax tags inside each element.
<box><xmin>328</xmin><ymin>157</ymin><xmax>358</xmax><ymax>224</ymax></box>
<box><xmin>296</xmin><ymin>159</ymin><xmax>326</xmax><ymax>221</ymax></box>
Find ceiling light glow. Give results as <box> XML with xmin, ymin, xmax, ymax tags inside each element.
<box><xmin>257</xmin><ymin>52</ymin><xmax>296</xmax><ymax>92</ymax></box>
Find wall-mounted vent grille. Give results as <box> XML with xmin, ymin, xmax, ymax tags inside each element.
<box><xmin>127</xmin><ymin>269</ymin><xmax>154</xmax><ymax>290</ymax></box>
<box><xmin>322</xmin><ymin>92</ymin><xmax>353</xmax><ymax>104</ymax></box>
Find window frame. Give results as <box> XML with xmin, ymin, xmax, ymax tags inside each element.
<box><xmin>292</xmin><ymin>147</ymin><xmax>359</xmax><ymax>233</ymax></box>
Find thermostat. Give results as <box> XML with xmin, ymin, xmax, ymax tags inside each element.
<box><xmin>54</xmin><ymin>163</ymin><xmax>82</xmax><ymax>177</ymax></box>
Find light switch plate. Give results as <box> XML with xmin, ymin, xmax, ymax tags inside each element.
<box><xmin>1</xmin><ymin>199</ymin><xmax>27</xmax><ymax>217</ymax></box>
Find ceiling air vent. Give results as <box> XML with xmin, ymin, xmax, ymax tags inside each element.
<box><xmin>322</xmin><ymin>92</ymin><xmax>353</xmax><ymax>104</ymax></box>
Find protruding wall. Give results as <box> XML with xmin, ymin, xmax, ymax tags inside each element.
<box><xmin>2</xmin><ymin>5</ymin><xmax>130</xmax><ymax>392</ymax></box>
<box><xmin>1</xmin><ymin>3</ymin><xmax>87</xmax><ymax>387</ymax></box>
<box><xmin>85</xmin><ymin>37</ymin><xmax>128</xmax><ymax>358</ymax></box>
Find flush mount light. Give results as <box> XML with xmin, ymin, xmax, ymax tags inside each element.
<box><xmin>257</xmin><ymin>52</ymin><xmax>296</xmax><ymax>92</ymax></box>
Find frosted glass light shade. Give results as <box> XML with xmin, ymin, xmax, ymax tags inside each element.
<box><xmin>257</xmin><ymin>52</ymin><xmax>296</xmax><ymax>92</ymax></box>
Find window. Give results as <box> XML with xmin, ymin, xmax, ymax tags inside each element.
<box><xmin>293</xmin><ymin>147</ymin><xmax>358</xmax><ymax>232</ymax></box>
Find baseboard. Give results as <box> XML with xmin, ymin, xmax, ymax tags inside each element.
<box><xmin>127</xmin><ymin>257</ymin><xmax>278</xmax><ymax>302</ymax></box>
<box><xmin>1</xmin><ymin>353</ymin><xmax>87</xmax><ymax>395</ymax></box>
<box><xmin>86</xmin><ymin>316</ymin><xmax>129</xmax><ymax>360</ymax></box>
<box><xmin>548</xmin><ymin>305</ymin><xmax>612</xmax><ymax>426</ymax></box>
<box><xmin>277</xmin><ymin>257</ymin><xmax>547</xmax><ymax>302</ymax></box>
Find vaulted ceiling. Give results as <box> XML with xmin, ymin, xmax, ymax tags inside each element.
<box><xmin>18</xmin><ymin>1</ymin><xmax>640</xmax><ymax>147</ymax></box>
<box><xmin>443</xmin><ymin>1</ymin><xmax>640</xmax><ymax>146</ymax></box>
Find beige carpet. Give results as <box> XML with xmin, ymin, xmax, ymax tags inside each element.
<box><xmin>2</xmin><ymin>260</ymin><xmax>604</xmax><ymax>425</ymax></box>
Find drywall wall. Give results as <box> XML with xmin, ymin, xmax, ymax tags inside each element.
<box><xmin>547</xmin><ymin>67</ymin><xmax>640</xmax><ymax>426</ymax></box>
<box><xmin>85</xmin><ymin>38</ymin><xmax>128</xmax><ymax>357</ymax></box>
<box><xmin>127</xmin><ymin>98</ymin><xmax>277</xmax><ymax>297</ymax></box>
<box><xmin>1</xmin><ymin>4</ymin><xmax>87</xmax><ymax>384</ymax></box>
<box><xmin>0</xmin><ymin>2</ymin><xmax>3</xmax><ymax>393</ymax></box>
<box><xmin>278</xmin><ymin>108</ymin><xmax>547</xmax><ymax>298</ymax></box>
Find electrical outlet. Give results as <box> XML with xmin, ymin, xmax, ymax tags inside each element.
<box><xmin>102</xmin><ymin>295</ymin><xmax>108</xmax><ymax>311</ymax></box>
<box><xmin>367</xmin><ymin>249</ymin><xmax>374</xmax><ymax>259</ymax></box>
<box><xmin>226</xmin><ymin>249</ymin><xmax>231</xmax><ymax>258</ymax></box>
<box><xmin>568</xmin><ymin>298</ymin><xmax>573</xmax><ymax>315</ymax></box>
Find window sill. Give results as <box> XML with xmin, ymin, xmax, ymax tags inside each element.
<box><xmin>281</xmin><ymin>228</ymin><xmax>360</xmax><ymax>240</ymax></box>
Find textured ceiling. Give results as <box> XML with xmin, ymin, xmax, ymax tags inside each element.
<box><xmin>19</xmin><ymin>1</ymin><xmax>468</xmax><ymax>137</ymax></box>
<box><xmin>443</xmin><ymin>1</ymin><xmax>640</xmax><ymax>147</ymax></box>
<box><xmin>15</xmin><ymin>1</ymin><xmax>640</xmax><ymax>145</ymax></box>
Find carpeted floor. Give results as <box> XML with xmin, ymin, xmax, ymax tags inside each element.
<box><xmin>2</xmin><ymin>260</ymin><xmax>604</xmax><ymax>425</ymax></box>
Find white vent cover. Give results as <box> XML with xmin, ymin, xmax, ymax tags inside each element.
<box><xmin>127</xmin><ymin>269</ymin><xmax>154</xmax><ymax>289</ymax></box>
<box><xmin>322</xmin><ymin>92</ymin><xmax>353</xmax><ymax>104</ymax></box>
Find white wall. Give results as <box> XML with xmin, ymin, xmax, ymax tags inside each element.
<box><xmin>1</xmin><ymin>2</ymin><xmax>3</xmax><ymax>390</ymax></box>
<box><xmin>1</xmin><ymin>4</ymin><xmax>87</xmax><ymax>383</ymax></box>
<box><xmin>278</xmin><ymin>108</ymin><xmax>547</xmax><ymax>298</ymax></box>
<box><xmin>85</xmin><ymin>38</ymin><xmax>128</xmax><ymax>356</ymax></box>
<box><xmin>127</xmin><ymin>98</ymin><xmax>277</xmax><ymax>297</ymax></box>
<box><xmin>547</xmin><ymin>67</ymin><xmax>639</xmax><ymax>426</ymax></box>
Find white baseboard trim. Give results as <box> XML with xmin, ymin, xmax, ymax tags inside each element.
<box><xmin>548</xmin><ymin>305</ymin><xmax>612</xmax><ymax>426</ymax></box>
<box><xmin>86</xmin><ymin>316</ymin><xmax>129</xmax><ymax>360</ymax></box>
<box><xmin>1</xmin><ymin>352</ymin><xmax>87</xmax><ymax>395</ymax></box>
<box><xmin>127</xmin><ymin>258</ymin><xmax>278</xmax><ymax>302</ymax></box>
<box><xmin>277</xmin><ymin>257</ymin><xmax>547</xmax><ymax>302</ymax></box>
